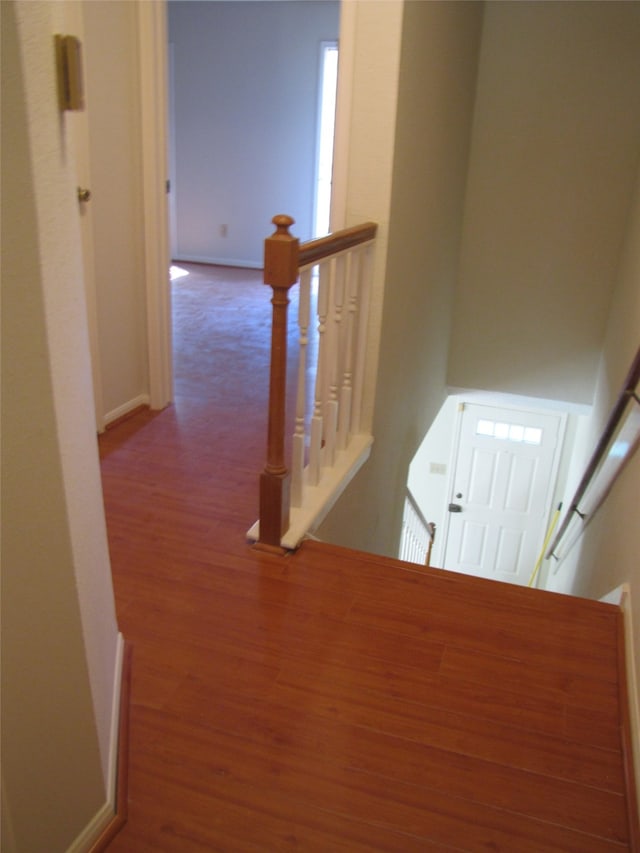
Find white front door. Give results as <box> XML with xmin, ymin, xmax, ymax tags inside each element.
<box><xmin>442</xmin><ymin>403</ymin><xmax>564</xmax><ymax>586</ymax></box>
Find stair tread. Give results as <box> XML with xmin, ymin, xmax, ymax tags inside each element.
<box><xmin>296</xmin><ymin>537</ymin><xmax>619</xmax><ymax>616</ymax></box>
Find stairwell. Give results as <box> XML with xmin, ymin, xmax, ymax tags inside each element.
<box><xmin>100</xmin><ymin>262</ymin><xmax>638</xmax><ymax>851</ymax></box>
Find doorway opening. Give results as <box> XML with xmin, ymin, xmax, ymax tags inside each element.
<box><xmin>313</xmin><ymin>41</ymin><xmax>339</xmax><ymax>238</ymax></box>
<box><xmin>404</xmin><ymin>393</ymin><xmax>573</xmax><ymax>588</ymax></box>
<box><xmin>167</xmin><ymin>4</ymin><xmax>340</xmax><ymax>270</ymax></box>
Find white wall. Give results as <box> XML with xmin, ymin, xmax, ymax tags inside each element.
<box><xmin>448</xmin><ymin>1</ymin><xmax>640</xmax><ymax>405</ymax></box>
<box><xmin>169</xmin><ymin>0</ymin><xmax>339</xmax><ymax>267</ymax></box>
<box><xmin>318</xmin><ymin>1</ymin><xmax>484</xmax><ymax>557</ymax></box>
<box><xmin>2</xmin><ymin>2</ymin><xmax>121</xmax><ymax>849</ymax></box>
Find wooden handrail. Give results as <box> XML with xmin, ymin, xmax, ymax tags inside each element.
<box><xmin>546</xmin><ymin>345</ymin><xmax>640</xmax><ymax>560</ymax></box>
<box><xmin>299</xmin><ymin>222</ymin><xmax>378</xmax><ymax>268</ymax></box>
<box><xmin>256</xmin><ymin>215</ymin><xmax>377</xmax><ymax>551</ymax></box>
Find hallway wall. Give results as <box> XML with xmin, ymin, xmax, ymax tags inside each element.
<box><xmin>318</xmin><ymin>0</ymin><xmax>484</xmax><ymax>556</ymax></box>
<box><xmin>448</xmin><ymin>1</ymin><xmax>640</xmax><ymax>405</ymax></box>
<box><xmin>546</xmin><ymin>164</ymin><xmax>640</xmax><ymax>803</ymax></box>
<box><xmin>2</xmin><ymin>2</ymin><xmax>121</xmax><ymax>849</ymax></box>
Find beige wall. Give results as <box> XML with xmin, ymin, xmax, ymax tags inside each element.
<box><xmin>322</xmin><ymin>0</ymin><xmax>640</xmax><ymax>557</ymax></box>
<box><xmin>448</xmin><ymin>1</ymin><xmax>640</xmax><ymax>404</ymax></box>
<box><xmin>319</xmin><ymin>1</ymin><xmax>484</xmax><ymax>555</ymax></box>
<box><xmin>330</xmin><ymin>0</ymin><xmax>405</xmax><ymax>435</ymax></box>
<box><xmin>546</xmin><ymin>165</ymin><xmax>640</xmax><ymax>800</ymax></box>
<box><xmin>1</xmin><ymin>2</ymin><xmax>120</xmax><ymax>850</ymax></box>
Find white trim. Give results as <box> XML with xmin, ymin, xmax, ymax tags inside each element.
<box><xmin>65</xmin><ymin>801</ymin><xmax>113</xmax><ymax>853</ymax></box>
<box><xmin>618</xmin><ymin>585</ymin><xmax>640</xmax><ymax>815</ymax></box>
<box><xmin>138</xmin><ymin>0</ymin><xmax>173</xmax><ymax>411</ymax></box>
<box><xmin>329</xmin><ymin>0</ymin><xmax>356</xmax><ymax>232</ymax></box>
<box><xmin>446</xmin><ymin>386</ymin><xmax>592</xmax><ymax>417</ymax></box>
<box><xmin>172</xmin><ymin>254</ymin><xmax>263</xmax><ymax>271</ymax></box>
<box><xmin>439</xmin><ymin>400</ymin><xmax>465</xmax><ymax>568</ymax></box>
<box><xmin>104</xmin><ymin>394</ymin><xmax>150</xmax><ymax>427</ymax></box>
<box><xmin>600</xmin><ymin>583</ymin><xmax>627</xmax><ymax>606</ymax></box>
<box><xmin>65</xmin><ymin>633</ymin><xmax>125</xmax><ymax>853</ymax></box>
<box><xmin>168</xmin><ymin>42</ymin><xmax>178</xmax><ymax>260</ymax></box>
<box><xmin>106</xmin><ymin>633</ymin><xmax>125</xmax><ymax>804</ymax></box>
<box><xmin>248</xmin><ymin>434</ymin><xmax>373</xmax><ymax>550</ymax></box>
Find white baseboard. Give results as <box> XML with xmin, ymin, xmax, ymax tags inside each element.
<box><xmin>600</xmin><ymin>583</ymin><xmax>627</xmax><ymax>605</ymax></box>
<box><xmin>65</xmin><ymin>801</ymin><xmax>113</xmax><ymax>853</ymax></box>
<box><xmin>106</xmin><ymin>633</ymin><xmax>125</xmax><ymax>806</ymax></box>
<box><xmin>104</xmin><ymin>394</ymin><xmax>150</xmax><ymax>427</ymax></box>
<box><xmin>172</xmin><ymin>253</ymin><xmax>262</xmax><ymax>270</ymax></box>
<box><xmin>65</xmin><ymin>633</ymin><xmax>125</xmax><ymax>853</ymax></box>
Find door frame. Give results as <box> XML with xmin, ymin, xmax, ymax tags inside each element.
<box><xmin>441</xmin><ymin>399</ymin><xmax>568</xmax><ymax>584</ymax></box>
<box><xmin>329</xmin><ymin>0</ymin><xmax>355</xmax><ymax>233</ymax></box>
<box><xmin>138</xmin><ymin>0</ymin><xmax>173</xmax><ymax>411</ymax></box>
<box><xmin>313</xmin><ymin>39</ymin><xmax>339</xmax><ymax>237</ymax></box>
<box><xmin>69</xmin><ymin>0</ymin><xmax>172</xmax><ymax>424</ymax></box>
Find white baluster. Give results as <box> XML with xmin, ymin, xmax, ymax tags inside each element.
<box><xmin>351</xmin><ymin>243</ymin><xmax>374</xmax><ymax>435</ymax></box>
<box><xmin>337</xmin><ymin>249</ymin><xmax>359</xmax><ymax>451</ymax></box>
<box><xmin>324</xmin><ymin>255</ymin><xmax>344</xmax><ymax>467</ymax></box>
<box><xmin>309</xmin><ymin>260</ymin><xmax>329</xmax><ymax>486</ymax></box>
<box><xmin>291</xmin><ymin>268</ymin><xmax>311</xmax><ymax>507</ymax></box>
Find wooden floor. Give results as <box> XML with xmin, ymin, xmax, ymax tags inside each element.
<box><xmin>102</xmin><ymin>264</ymin><xmax>634</xmax><ymax>852</ymax></box>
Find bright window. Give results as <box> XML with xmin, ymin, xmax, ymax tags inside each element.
<box><xmin>314</xmin><ymin>42</ymin><xmax>338</xmax><ymax>237</ymax></box>
<box><xmin>476</xmin><ymin>418</ymin><xmax>543</xmax><ymax>446</ymax></box>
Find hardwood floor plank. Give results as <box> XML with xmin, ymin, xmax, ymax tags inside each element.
<box><xmin>118</xmin><ymin>764</ymin><xmax>453</xmax><ymax>853</ymax></box>
<box><xmin>100</xmin><ymin>264</ymin><xmax>632</xmax><ymax>851</ymax></box>
<box><xmin>347</xmin><ymin>596</ymin><xmax>618</xmax><ymax>684</ymax></box>
<box><xmin>564</xmin><ymin>704</ymin><xmax>624</xmax><ymax>752</ymax></box>
<box><xmin>440</xmin><ymin>645</ymin><xmax>620</xmax><ymax>714</ymax></box>
<box><xmin>118</xmin><ymin>705</ymin><xmax>626</xmax><ymax>853</ymax></box>
<box><xmin>269</xmin><ymin>680</ymin><xmax>626</xmax><ymax>794</ymax></box>
<box><xmin>278</xmin><ymin>651</ymin><xmax>566</xmax><ymax>735</ymax></box>
<box><xmin>163</xmin><ymin>679</ymin><xmax>628</xmax><ymax>841</ymax></box>
<box><xmin>301</xmin><ymin>539</ymin><xmax>619</xmax><ymax>624</ymax></box>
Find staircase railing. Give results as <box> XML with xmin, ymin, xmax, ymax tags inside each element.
<box><xmin>399</xmin><ymin>488</ymin><xmax>436</xmax><ymax>567</ymax></box>
<box><xmin>546</xmin><ymin>345</ymin><xmax>640</xmax><ymax>563</ymax></box>
<box><xmin>249</xmin><ymin>214</ymin><xmax>377</xmax><ymax>551</ymax></box>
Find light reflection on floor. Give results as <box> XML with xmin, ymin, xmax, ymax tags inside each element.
<box><xmin>170</xmin><ymin>265</ymin><xmax>189</xmax><ymax>281</ymax></box>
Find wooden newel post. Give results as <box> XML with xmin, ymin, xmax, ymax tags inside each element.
<box><xmin>258</xmin><ymin>215</ymin><xmax>299</xmax><ymax>550</ymax></box>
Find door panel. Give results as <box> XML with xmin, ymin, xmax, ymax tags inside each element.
<box><xmin>458</xmin><ymin>521</ymin><xmax>487</xmax><ymax>568</ymax></box>
<box><xmin>495</xmin><ymin>527</ymin><xmax>524</xmax><ymax>575</ymax></box>
<box><xmin>443</xmin><ymin>403</ymin><xmax>563</xmax><ymax>585</ymax></box>
<box><xmin>504</xmin><ymin>455</ymin><xmax>537</xmax><ymax>512</ymax></box>
<box><xmin>468</xmin><ymin>449</ymin><xmax>497</xmax><ymax>505</ymax></box>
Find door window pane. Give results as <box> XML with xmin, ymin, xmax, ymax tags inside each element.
<box><xmin>476</xmin><ymin>418</ymin><xmax>543</xmax><ymax>446</ymax></box>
